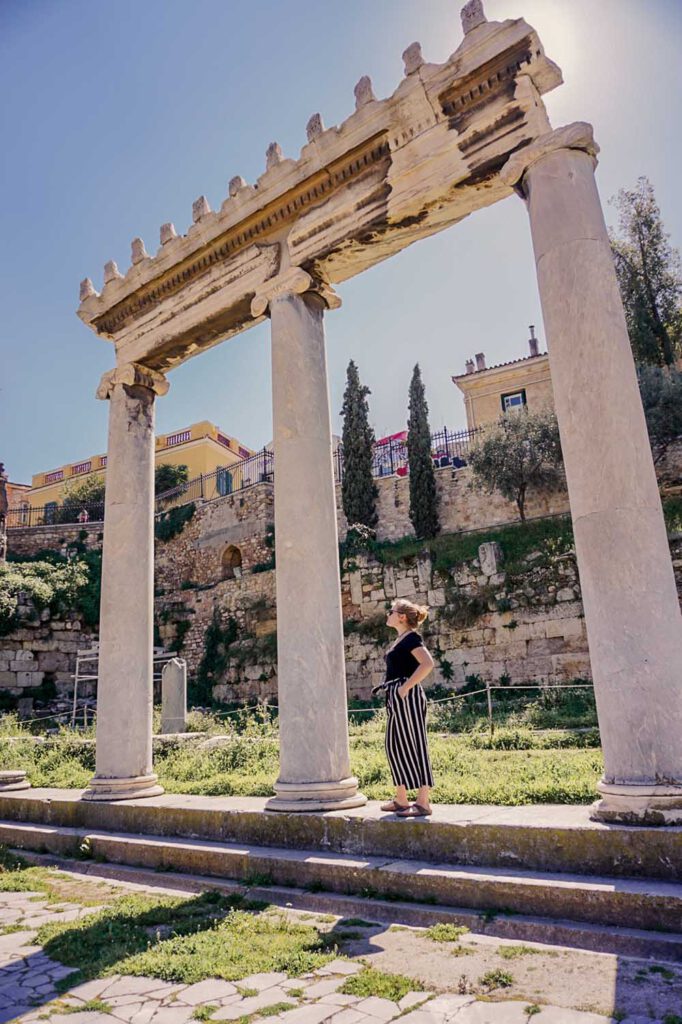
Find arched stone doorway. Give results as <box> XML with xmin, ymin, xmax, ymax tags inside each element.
<box><xmin>221</xmin><ymin>544</ymin><xmax>242</xmax><ymax>580</ymax></box>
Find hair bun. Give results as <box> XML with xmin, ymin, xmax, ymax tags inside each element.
<box><xmin>417</xmin><ymin>605</ymin><xmax>428</xmax><ymax>624</ymax></box>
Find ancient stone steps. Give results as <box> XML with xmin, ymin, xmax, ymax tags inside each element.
<box><xmin>2</xmin><ymin>821</ymin><xmax>681</xmax><ymax>947</ymax></box>
<box><xmin>1</xmin><ymin>790</ymin><xmax>680</xmax><ymax>880</ymax></box>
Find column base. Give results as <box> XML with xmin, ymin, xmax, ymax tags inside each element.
<box><xmin>266</xmin><ymin>776</ymin><xmax>367</xmax><ymax>813</ymax></box>
<box><xmin>0</xmin><ymin>771</ymin><xmax>30</xmax><ymax>792</ymax></box>
<box><xmin>591</xmin><ymin>780</ymin><xmax>682</xmax><ymax>826</ymax></box>
<box><xmin>81</xmin><ymin>773</ymin><xmax>165</xmax><ymax>802</ymax></box>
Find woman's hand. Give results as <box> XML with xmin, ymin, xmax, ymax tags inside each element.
<box><xmin>397</xmin><ymin>683</ymin><xmax>410</xmax><ymax>699</ymax></box>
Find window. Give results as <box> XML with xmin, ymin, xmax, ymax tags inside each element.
<box><xmin>72</xmin><ymin>461</ymin><xmax>92</xmax><ymax>475</ymax></box>
<box><xmin>44</xmin><ymin>502</ymin><xmax>58</xmax><ymax>524</ymax></box>
<box><xmin>45</xmin><ymin>470</ymin><xmax>64</xmax><ymax>484</ymax></box>
<box><xmin>216</xmin><ymin>468</ymin><xmax>233</xmax><ymax>496</ymax></box>
<box><xmin>501</xmin><ymin>389</ymin><xmax>527</xmax><ymax>414</ymax></box>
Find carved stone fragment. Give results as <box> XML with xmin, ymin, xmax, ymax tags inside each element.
<box><xmin>402</xmin><ymin>42</ymin><xmax>423</xmax><ymax>76</ymax></box>
<box><xmin>306</xmin><ymin>113</ymin><xmax>324</xmax><ymax>142</ymax></box>
<box><xmin>354</xmin><ymin>76</ymin><xmax>376</xmax><ymax>109</ymax></box>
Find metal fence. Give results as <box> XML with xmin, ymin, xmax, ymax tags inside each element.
<box><xmin>6</xmin><ymin>503</ymin><xmax>105</xmax><ymax>529</ymax></box>
<box><xmin>9</xmin><ymin>427</ymin><xmax>481</xmax><ymax>527</ymax></box>
<box><xmin>333</xmin><ymin>426</ymin><xmax>479</xmax><ymax>482</ymax></box>
<box><xmin>155</xmin><ymin>448</ymin><xmax>274</xmax><ymax>514</ymax></box>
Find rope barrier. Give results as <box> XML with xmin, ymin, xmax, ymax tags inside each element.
<box><xmin>1</xmin><ymin>682</ymin><xmax>594</xmax><ymax>731</ymax></box>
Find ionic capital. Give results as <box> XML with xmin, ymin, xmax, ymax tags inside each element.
<box><xmin>96</xmin><ymin>362</ymin><xmax>170</xmax><ymax>401</ymax></box>
<box><xmin>251</xmin><ymin>267</ymin><xmax>341</xmax><ymax>319</ymax></box>
<box><xmin>501</xmin><ymin>122</ymin><xmax>599</xmax><ymax>193</ymax></box>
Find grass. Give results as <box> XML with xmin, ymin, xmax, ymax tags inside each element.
<box><xmin>0</xmin><ymin>690</ymin><xmax>603</xmax><ymax>806</ymax></box>
<box><xmin>497</xmin><ymin>945</ymin><xmax>544</xmax><ymax>960</ymax></box>
<box><xmin>340</xmin><ymin>967</ymin><xmax>423</xmax><ymax>1002</ymax></box>
<box><xmin>424</xmin><ymin>923</ymin><xmax>470</xmax><ymax>943</ymax></box>
<box><xmin>26</xmin><ymin>887</ymin><xmax>337</xmax><ymax>991</ymax></box>
<box><xmin>479</xmin><ymin>968</ymin><xmax>514</xmax><ymax>990</ymax></box>
<box><xmin>192</xmin><ymin>1007</ymin><xmax>219</xmax><ymax>1021</ymax></box>
<box><xmin>370</xmin><ymin>516</ymin><xmax>573</xmax><ymax>576</ymax></box>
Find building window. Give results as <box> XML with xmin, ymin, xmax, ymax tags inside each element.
<box><xmin>238</xmin><ymin>446</ymin><xmax>251</xmax><ymax>459</ymax></box>
<box><xmin>166</xmin><ymin>430</ymin><xmax>191</xmax><ymax>447</ymax></box>
<box><xmin>72</xmin><ymin>461</ymin><xmax>92</xmax><ymax>475</ymax></box>
<box><xmin>217</xmin><ymin>433</ymin><xmax>232</xmax><ymax>448</ymax></box>
<box><xmin>44</xmin><ymin>502</ymin><xmax>58</xmax><ymax>524</ymax></box>
<box><xmin>501</xmin><ymin>389</ymin><xmax>527</xmax><ymax>414</ymax></box>
<box><xmin>216</xmin><ymin>468</ymin><xmax>233</xmax><ymax>496</ymax></box>
<box><xmin>45</xmin><ymin>470</ymin><xmax>64</xmax><ymax>484</ymax></box>
<box><xmin>19</xmin><ymin>502</ymin><xmax>29</xmax><ymax>525</ymax></box>
<box><xmin>100</xmin><ymin>456</ymin><xmax>108</xmax><ymax>467</ymax></box>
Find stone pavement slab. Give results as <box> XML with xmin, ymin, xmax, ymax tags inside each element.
<box><xmin>354</xmin><ymin>997</ymin><xmax>401</xmax><ymax>1020</ymax></box>
<box><xmin>176</xmin><ymin>978</ymin><xmax>239</xmax><ymax>1004</ymax></box>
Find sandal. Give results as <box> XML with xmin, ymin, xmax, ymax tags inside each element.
<box><xmin>396</xmin><ymin>803</ymin><xmax>432</xmax><ymax>817</ymax></box>
<box><xmin>380</xmin><ymin>800</ymin><xmax>411</xmax><ymax>812</ymax></box>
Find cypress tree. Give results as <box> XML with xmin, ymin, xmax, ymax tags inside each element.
<box><xmin>340</xmin><ymin>360</ymin><xmax>378</xmax><ymax>528</ymax></box>
<box><xmin>407</xmin><ymin>364</ymin><xmax>440</xmax><ymax>539</ymax></box>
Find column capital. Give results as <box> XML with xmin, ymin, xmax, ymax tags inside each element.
<box><xmin>96</xmin><ymin>362</ymin><xmax>170</xmax><ymax>401</ymax></box>
<box><xmin>500</xmin><ymin>122</ymin><xmax>599</xmax><ymax>193</ymax></box>
<box><xmin>251</xmin><ymin>267</ymin><xmax>341</xmax><ymax>319</ymax></box>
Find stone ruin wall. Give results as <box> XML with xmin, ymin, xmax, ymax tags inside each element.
<box><xmin>7</xmin><ymin>523</ymin><xmax>103</xmax><ymax>560</ymax></box>
<box><xmin>3</xmin><ymin>447</ymin><xmax>681</xmax><ymax>705</ymax></box>
<box><xmin>0</xmin><ymin>606</ymin><xmax>95</xmax><ymax>701</ymax></box>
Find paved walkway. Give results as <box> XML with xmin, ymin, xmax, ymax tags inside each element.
<box><xmin>0</xmin><ymin>885</ymin><xmax>659</xmax><ymax>1024</ymax></box>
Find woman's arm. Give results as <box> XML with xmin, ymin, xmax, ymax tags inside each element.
<box><xmin>398</xmin><ymin>646</ymin><xmax>434</xmax><ymax>697</ymax></box>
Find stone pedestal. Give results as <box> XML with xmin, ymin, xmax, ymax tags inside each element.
<box><xmin>0</xmin><ymin>771</ymin><xmax>30</xmax><ymax>792</ymax></box>
<box><xmin>161</xmin><ymin>658</ymin><xmax>187</xmax><ymax>734</ymax></box>
<box><xmin>252</xmin><ymin>269</ymin><xmax>365</xmax><ymax>812</ymax></box>
<box><xmin>502</xmin><ymin>123</ymin><xmax>682</xmax><ymax>825</ymax></box>
<box><xmin>82</xmin><ymin>363</ymin><xmax>169</xmax><ymax>802</ymax></box>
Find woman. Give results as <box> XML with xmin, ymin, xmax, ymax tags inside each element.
<box><xmin>378</xmin><ymin>598</ymin><xmax>435</xmax><ymax>817</ymax></box>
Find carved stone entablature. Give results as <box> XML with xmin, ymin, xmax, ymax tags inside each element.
<box><xmin>77</xmin><ymin>11</ymin><xmax>562</xmax><ymax>373</ymax></box>
<box><xmin>96</xmin><ymin>362</ymin><xmax>170</xmax><ymax>401</ymax></box>
<box><xmin>251</xmin><ymin>268</ymin><xmax>341</xmax><ymax>319</ymax></box>
<box><xmin>500</xmin><ymin>121</ymin><xmax>599</xmax><ymax>190</ymax></box>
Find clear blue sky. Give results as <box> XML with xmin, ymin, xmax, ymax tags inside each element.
<box><xmin>2</xmin><ymin>0</ymin><xmax>681</xmax><ymax>485</ymax></box>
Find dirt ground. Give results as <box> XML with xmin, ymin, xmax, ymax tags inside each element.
<box><xmin>321</xmin><ymin>915</ymin><xmax>682</xmax><ymax>1020</ymax></box>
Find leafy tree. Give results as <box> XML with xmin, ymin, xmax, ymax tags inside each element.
<box><xmin>155</xmin><ymin>463</ymin><xmax>189</xmax><ymax>495</ymax></box>
<box><xmin>407</xmin><ymin>364</ymin><xmax>440</xmax><ymax>539</ymax></box>
<box><xmin>340</xmin><ymin>361</ymin><xmax>378</xmax><ymax>529</ymax></box>
<box><xmin>610</xmin><ymin>177</ymin><xmax>682</xmax><ymax>366</ymax></box>
<box><xmin>638</xmin><ymin>364</ymin><xmax>682</xmax><ymax>465</ymax></box>
<box><xmin>57</xmin><ymin>475</ymin><xmax>106</xmax><ymax>523</ymax></box>
<box><xmin>468</xmin><ymin>408</ymin><xmax>563</xmax><ymax>522</ymax></box>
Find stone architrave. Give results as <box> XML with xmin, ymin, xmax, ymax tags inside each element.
<box><xmin>161</xmin><ymin>658</ymin><xmax>188</xmax><ymax>734</ymax></box>
<box><xmin>252</xmin><ymin>268</ymin><xmax>365</xmax><ymax>812</ymax></box>
<box><xmin>82</xmin><ymin>362</ymin><xmax>169</xmax><ymax>802</ymax></box>
<box><xmin>502</xmin><ymin>123</ymin><xmax>682</xmax><ymax>825</ymax></box>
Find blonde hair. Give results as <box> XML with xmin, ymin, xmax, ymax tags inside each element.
<box><xmin>392</xmin><ymin>599</ymin><xmax>428</xmax><ymax>628</ymax></box>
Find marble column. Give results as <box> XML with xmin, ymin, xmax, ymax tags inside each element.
<box><xmin>82</xmin><ymin>362</ymin><xmax>169</xmax><ymax>801</ymax></box>
<box><xmin>502</xmin><ymin>123</ymin><xmax>682</xmax><ymax>824</ymax></box>
<box><xmin>252</xmin><ymin>268</ymin><xmax>366</xmax><ymax>811</ymax></box>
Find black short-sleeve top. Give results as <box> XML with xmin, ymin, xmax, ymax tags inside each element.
<box><xmin>385</xmin><ymin>630</ymin><xmax>424</xmax><ymax>681</ymax></box>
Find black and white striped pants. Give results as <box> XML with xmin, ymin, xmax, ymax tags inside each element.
<box><xmin>384</xmin><ymin>679</ymin><xmax>434</xmax><ymax>790</ymax></box>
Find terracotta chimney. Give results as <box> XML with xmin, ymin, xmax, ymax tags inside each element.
<box><xmin>475</xmin><ymin>352</ymin><xmax>486</xmax><ymax>371</ymax></box>
<box><xmin>465</xmin><ymin>358</ymin><xmax>475</xmax><ymax>374</ymax></box>
<box><xmin>528</xmin><ymin>325</ymin><xmax>539</xmax><ymax>358</ymax></box>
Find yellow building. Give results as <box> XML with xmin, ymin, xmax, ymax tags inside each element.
<box><xmin>27</xmin><ymin>421</ymin><xmax>254</xmax><ymax>514</ymax></box>
<box><xmin>452</xmin><ymin>327</ymin><xmax>554</xmax><ymax>430</ymax></box>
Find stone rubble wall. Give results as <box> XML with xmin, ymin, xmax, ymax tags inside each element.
<box><xmin>337</xmin><ymin>466</ymin><xmax>570</xmax><ymax>542</ymax></box>
<box><xmin>7</xmin><ymin>523</ymin><xmax>103</xmax><ymax>560</ymax></box>
<box><xmin>0</xmin><ymin>607</ymin><xmax>95</xmax><ymax>698</ymax></box>
<box><xmin>154</xmin><ymin>485</ymin><xmax>274</xmax><ymax>593</ymax></box>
